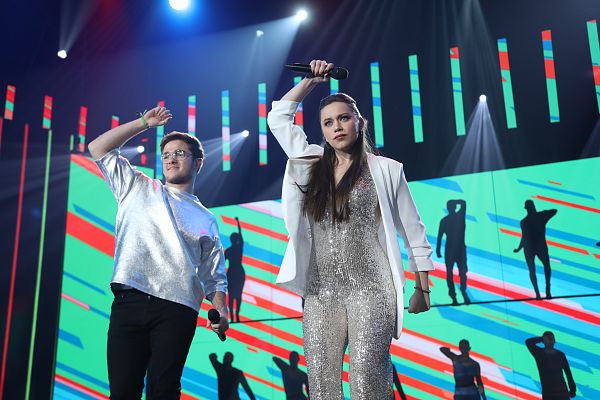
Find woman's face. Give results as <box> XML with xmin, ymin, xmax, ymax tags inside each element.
<box><xmin>320</xmin><ymin>101</ymin><xmax>362</xmax><ymax>154</ymax></box>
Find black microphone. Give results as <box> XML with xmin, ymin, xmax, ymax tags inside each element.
<box><xmin>285</xmin><ymin>63</ymin><xmax>349</xmax><ymax>80</ymax></box>
<box><xmin>208</xmin><ymin>309</ymin><xmax>227</xmax><ymax>342</ymax></box>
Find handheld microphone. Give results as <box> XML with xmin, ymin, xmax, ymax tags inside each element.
<box><xmin>284</xmin><ymin>63</ymin><xmax>349</xmax><ymax>80</ymax></box>
<box><xmin>208</xmin><ymin>309</ymin><xmax>227</xmax><ymax>342</ymax></box>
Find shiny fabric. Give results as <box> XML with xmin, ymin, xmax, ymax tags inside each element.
<box><xmin>303</xmin><ymin>167</ymin><xmax>396</xmax><ymax>399</ymax></box>
<box><xmin>267</xmin><ymin>99</ymin><xmax>434</xmax><ymax>338</ymax></box>
<box><xmin>96</xmin><ymin>149</ymin><xmax>227</xmax><ymax>311</ymax></box>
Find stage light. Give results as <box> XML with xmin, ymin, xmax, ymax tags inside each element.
<box><xmin>169</xmin><ymin>0</ymin><xmax>190</xmax><ymax>11</ymax></box>
<box><xmin>256</xmin><ymin>30</ymin><xmax>264</xmax><ymax>38</ymax></box>
<box><xmin>241</xmin><ymin>130</ymin><xmax>250</xmax><ymax>138</ymax></box>
<box><xmin>479</xmin><ymin>94</ymin><xmax>487</xmax><ymax>103</ymax></box>
<box><xmin>57</xmin><ymin>50</ymin><xmax>67</xmax><ymax>59</ymax></box>
<box><xmin>296</xmin><ymin>9</ymin><xmax>308</xmax><ymax>22</ymax></box>
<box><xmin>137</xmin><ymin>145</ymin><xmax>145</xmax><ymax>153</ymax></box>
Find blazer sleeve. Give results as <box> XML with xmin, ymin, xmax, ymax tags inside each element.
<box><xmin>394</xmin><ymin>163</ymin><xmax>434</xmax><ymax>272</ymax></box>
<box><xmin>267</xmin><ymin>100</ymin><xmax>323</xmax><ymax>159</ymax></box>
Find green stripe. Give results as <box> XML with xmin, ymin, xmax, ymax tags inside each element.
<box><xmin>25</xmin><ymin>129</ymin><xmax>52</xmax><ymax>399</ymax></box>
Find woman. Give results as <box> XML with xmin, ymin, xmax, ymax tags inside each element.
<box><xmin>267</xmin><ymin>60</ymin><xmax>434</xmax><ymax>399</ymax></box>
<box><xmin>440</xmin><ymin>340</ymin><xmax>487</xmax><ymax>400</ymax></box>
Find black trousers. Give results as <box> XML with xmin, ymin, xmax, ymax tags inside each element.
<box><xmin>107</xmin><ymin>289</ymin><xmax>198</xmax><ymax>400</ymax></box>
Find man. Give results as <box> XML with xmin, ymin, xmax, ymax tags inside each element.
<box><xmin>440</xmin><ymin>340</ymin><xmax>486</xmax><ymax>400</ymax></box>
<box><xmin>526</xmin><ymin>332</ymin><xmax>576</xmax><ymax>399</ymax></box>
<box><xmin>88</xmin><ymin>106</ymin><xmax>228</xmax><ymax>399</ymax></box>
<box><xmin>273</xmin><ymin>351</ymin><xmax>309</xmax><ymax>399</ymax></box>
<box><xmin>209</xmin><ymin>352</ymin><xmax>256</xmax><ymax>400</ymax></box>
<box><xmin>514</xmin><ymin>200</ymin><xmax>557</xmax><ymax>299</ymax></box>
<box><xmin>437</xmin><ymin>199</ymin><xmax>470</xmax><ymax>305</ymax></box>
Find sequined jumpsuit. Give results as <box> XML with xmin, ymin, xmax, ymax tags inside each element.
<box><xmin>303</xmin><ymin>166</ymin><xmax>397</xmax><ymax>399</ymax></box>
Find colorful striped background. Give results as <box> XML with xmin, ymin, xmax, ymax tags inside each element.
<box><xmin>53</xmin><ymin>155</ymin><xmax>600</xmax><ymax>399</ymax></box>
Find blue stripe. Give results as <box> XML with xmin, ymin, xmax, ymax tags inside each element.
<box><xmin>437</xmin><ymin>307</ymin><xmax>598</xmax><ymax>370</ymax></box>
<box><xmin>53</xmin><ymin>382</ymin><xmax>98</xmax><ymax>400</ymax></box>
<box><xmin>56</xmin><ymin>361</ymin><xmax>110</xmax><ymax>390</ymax></box>
<box><xmin>452</xmin><ymin>77</ymin><xmax>462</xmax><ymax>83</ymax></box>
<box><xmin>409</xmin><ymin>69</ymin><xmax>419</xmax><ymax>75</ymax></box>
<box><xmin>487</xmin><ymin>212</ymin><xmax>599</xmax><ymax>248</ymax></box>
<box><xmin>58</xmin><ymin>329</ymin><xmax>83</xmax><ymax>349</ymax></box>
<box><xmin>64</xmin><ymin>271</ymin><xmax>107</xmax><ymax>296</ymax></box>
<box><xmin>372</xmin><ymin>98</ymin><xmax>381</xmax><ymax>106</ymax></box>
<box><xmin>72</xmin><ymin>204</ymin><xmax>114</xmax><ymax>232</ymax></box>
<box><xmin>542</xmin><ymin>41</ymin><xmax>553</xmax><ymax>51</ymax></box>
<box><xmin>412</xmin><ymin>106</ymin><xmax>421</xmax><ymax>116</ymax></box>
<box><xmin>418</xmin><ymin>178</ymin><xmax>463</xmax><ymax>193</ymax></box>
<box><xmin>426</xmin><ymin>234</ymin><xmax>597</xmax><ymax>291</ymax></box>
<box><xmin>442</xmin><ymin>209</ymin><xmax>478</xmax><ymax>222</ymax></box>
<box><xmin>516</xmin><ymin>179</ymin><xmax>595</xmax><ymax>200</ymax></box>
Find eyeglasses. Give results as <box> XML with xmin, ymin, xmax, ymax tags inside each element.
<box><xmin>161</xmin><ymin>149</ymin><xmax>193</xmax><ymax>161</ymax></box>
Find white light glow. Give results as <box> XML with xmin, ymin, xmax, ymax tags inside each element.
<box><xmin>256</xmin><ymin>30</ymin><xmax>264</xmax><ymax>38</ymax></box>
<box><xmin>169</xmin><ymin>0</ymin><xmax>190</xmax><ymax>11</ymax></box>
<box><xmin>241</xmin><ymin>130</ymin><xmax>250</xmax><ymax>138</ymax></box>
<box><xmin>296</xmin><ymin>9</ymin><xmax>308</xmax><ymax>22</ymax></box>
<box><xmin>137</xmin><ymin>146</ymin><xmax>145</xmax><ymax>153</ymax></box>
<box><xmin>57</xmin><ymin>50</ymin><xmax>67</xmax><ymax>59</ymax></box>
<box><xmin>479</xmin><ymin>94</ymin><xmax>487</xmax><ymax>102</ymax></box>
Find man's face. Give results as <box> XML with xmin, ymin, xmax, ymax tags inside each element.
<box><xmin>161</xmin><ymin>139</ymin><xmax>202</xmax><ymax>184</ymax></box>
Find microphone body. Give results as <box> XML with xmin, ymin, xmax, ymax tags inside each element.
<box><xmin>285</xmin><ymin>63</ymin><xmax>349</xmax><ymax>80</ymax></box>
<box><xmin>208</xmin><ymin>309</ymin><xmax>227</xmax><ymax>342</ymax></box>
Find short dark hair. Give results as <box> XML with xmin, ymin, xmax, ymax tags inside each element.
<box><xmin>160</xmin><ymin>131</ymin><xmax>204</xmax><ymax>160</ymax></box>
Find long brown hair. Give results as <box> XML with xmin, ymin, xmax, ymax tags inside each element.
<box><xmin>301</xmin><ymin>93</ymin><xmax>375</xmax><ymax>223</ymax></box>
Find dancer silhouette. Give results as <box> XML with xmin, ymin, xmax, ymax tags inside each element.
<box><xmin>209</xmin><ymin>352</ymin><xmax>256</xmax><ymax>400</ymax></box>
<box><xmin>514</xmin><ymin>200</ymin><xmax>557</xmax><ymax>299</ymax></box>
<box><xmin>437</xmin><ymin>199</ymin><xmax>470</xmax><ymax>305</ymax></box>
<box><xmin>273</xmin><ymin>351</ymin><xmax>309</xmax><ymax>399</ymax></box>
<box><xmin>526</xmin><ymin>332</ymin><xmax>576</xmax><ymax>399</ymax></box>
<box><xmin>440</xmin><ymin>340</ymin><xmax>486</xmax><ymax>400</ymax></box>
<box><xmin>225</xmin><ymin>217</ymin><xmax>245</xmax><ymax>322</ymax></box>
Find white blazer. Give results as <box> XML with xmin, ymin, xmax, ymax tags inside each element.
<box><xmin>267</xmin><ymin>100</ymin><xmax>434</xmax><ymax>338</ymax></box>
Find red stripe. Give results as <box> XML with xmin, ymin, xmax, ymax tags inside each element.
<box><xmin>402</xmin><ymin>328</ymin><xmax>502</xmax><ymax>366</ymax></box>
<box><xmin>55</xmin><ymin>373</ymin><xmax>108</xmax><ymax>399</ymax></box>
<box><xmin>295</xmin><ymin>112</ymin><xmax>304</xmax><ymax>126</ymax></box>
<box><xmin>547</xmin><ymin>180</ymin><xmax>562</xmax><ymax>186</ymax></box>
<box><xmin>532</xmin><ymin>194</ymin><xmax>600</xmax><ymax>213</ymax></box>
<box><xmin>431</xmin><ymin>262</ymin><xmax>600</xmax><ymax>326</ymax></box>
<box><xmin>243</xmin><ymin>255</ymin><xmax>279</xmax><ymax>274</ymax></box>
<box><xmin>244</xmin><ymin>371</ymin><xmax>285</xmax><ymax>391</ymax></box>
<box><xmin>499</xmin><ymin>228</ymin><xmax>589</xmax><ymax>255</ymax></box>
<box><xmin>79</xmin><ymin>106</ymin><xmax>88</xmax><ymax>136</ymax></box>
<box><xmin>258</xmin><ymin>104</ymin><xmax>267</xmax><ymax>117</ymax></box>
<box><xmin>1</xmin><ymin>124</ymin><xmax>28</xmax><ymax>397</ymax></box>
<box><xmin>498</xmin><ymin>51</ymin><xmax>510</xmax><ymax>70</ymax></box>
<box><xmin>71</xmin><ymin>154</ymin><xmax>104</xmax><ymax>179</ymax></box>
<box><xmin>61</xmin><ymin>293</ymin><xmax>91</xmax><ymax>310</ymax></box>
<box><xmin>593</xmin><ymin>66</ymin><xmax>600</xmax><ymax>85</ymax></box>
<box><xmin>450</xmin><ymin>47</ymin><xmax>460</xmax><ymax>59</ymax></box>
<box><xmin>541</xmin><ymin>30</ymin><xmax>552</xmax><ymax>41</ymax></box>
<box><xmin>180</xmin><ymin>392</ymin><xmax>200</xmax><ymax>400</ymax></box>
<box><xmin>594</xmin><ymin>253</ymin><xmax>600</xmax><ymax>260</ymax></box>
<box><xmin>221</xmin><ymin>215</ymin><xmax>288</xmax><ymax>242</ymax></box>
<box><xmin>188</xmin><ymin>107</ymin><xmax>196</xmax><ymax>117</ymax></box>
<box><xmin>66</xmin><ymin>212</ymin><xmax>115</xmax><ymax>257</ymax></box>
<box><xmin>223</xmin><ymin>154</ymin><xmax>231</xmax><ymax>161</ymax></box>
<box><xmin>544</xmin><ymin>59</ymin><xmax>556</xmax><ymax>79</ymax></box>
<box><xmin>6</xmin><ymin>85</ymin><xmax>15</xmax><ymax>102</ymax></box>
